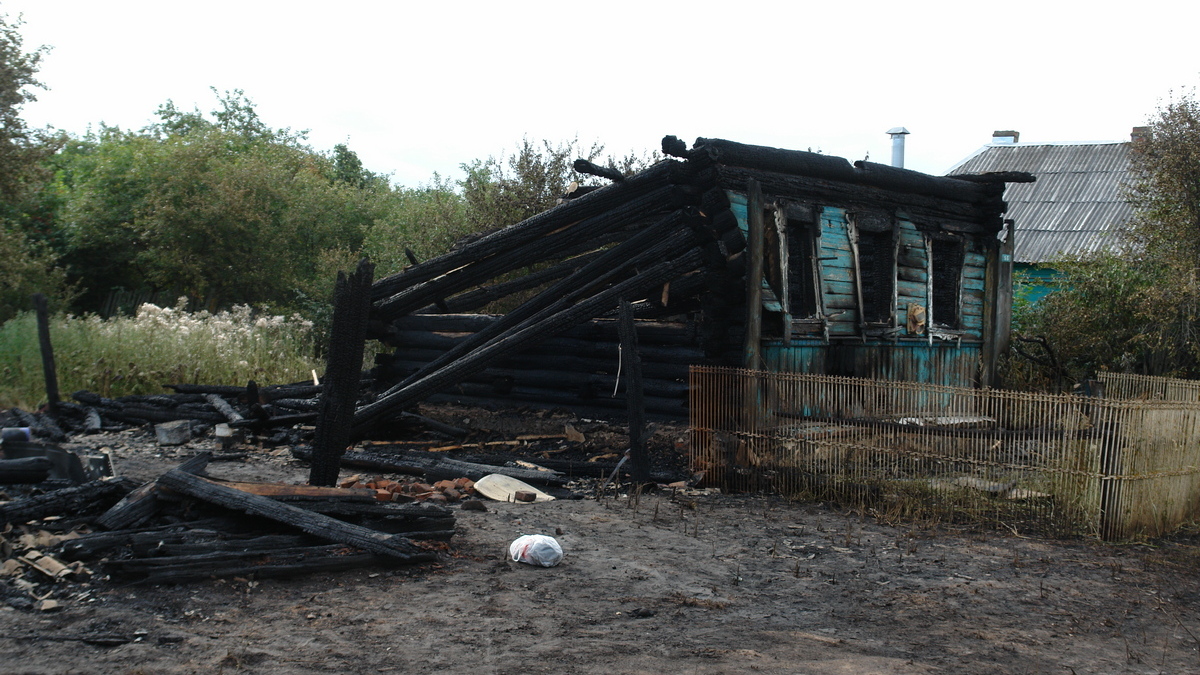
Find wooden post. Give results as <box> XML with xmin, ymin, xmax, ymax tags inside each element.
<box><xmin>981</xmin><ymin>221</ymin><xmax>1014</xmax><ymax>388</ymax></box>
<box><xmin>310</xmin><ymin>259</ymin><xmax>375</xmax><ymax>487</ymax></box>
<box><xmin>618</xmin><ymin>300</ymin><xmax>649</xmax><ymax>483</ymax></box>
<box><xmin>32</xmin><ymin>294</ymin><xmax>60</xmax><ymax>415</ymax></box>
<box><xmin>744</xmin><ymin>180</ymin><xmax>764</xmax><ymax>370</ymax></box>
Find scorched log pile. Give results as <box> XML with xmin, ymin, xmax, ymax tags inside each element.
<box><xmin>357</xmin><ymin>148</ymin><xmax>743</xmax><ymax>435</ymax></box>
<box><xmin>0</xmin><ymin>451</ymin><xmax>451</xmax><ymax>588</ymax></box>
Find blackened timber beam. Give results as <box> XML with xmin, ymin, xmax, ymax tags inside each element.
<box><xmin>384</xmin><ymin>214</ymin><xmax>698</xmax><ymax>399</ymax></box>
<box><xmin>385</xmin><ymin>211</ymin><xmax>699</xmax><ymax>395</ymax></box>
<box><xmin>374</xmin><ymin>186</ymin><xmax>683</xmax><ymax>321</ymax></box>
<box><xmin>371</xmin><ymin>160</ymin><xmax>681</xmax><ymax>301</ymax></box>
<box><xmin>715</xmin><ymin>166</ymin><xmax>999</xmax><ymax>231</ymax></box>
<box><xmin>430</xmin><ymin>384</ymin><xmax>688</xmax><ymax>418</ymax></box>
<box><xmin>294</xmin><ymin>447</ymin><xmax>568</xmax><ymax>486</ymax></box>
<box><xmin>384</xmin><ymin>331</ymin><xmax>704</xmax><ymax>367</ymax></box>
<box><xmin>32</xmin><ymin>293</ymin><xmax>60</xmax><ymax>415</ymax></box>
<box><xmin>417</xmin><ymin>249</ymin><xmax>605</xmax><ymax>314</ymax></box>
<box><xmin>157</xmin><ymin>469</ymin><xmax>432</xmax><ymax>561</ymax></box>
<box><xmin>694</xmin><ymin>137</ymin><xmax>994</xmax><ymax>205</ymax></box>
<box><xmin>0</xmin><ymin>478</ymin><xmax>133</xmax><ymax>526</ymax></box>
<box><xmin>0</xmin><ymin>457</ymin><xmax>51</xmax><ymax>484</ymax></box>
<box><xmin>96</xmin><ymin>452</ymin><xmax>212</xmax><ymax>530</ymax></box>
<box><xmin>204</xmin><ymin>394</ymin><xmax>244</xmax><ymax>423</ymax></box>
<box><xmin>310</xmin><ymin>259</ymin><xmax>374</xmax><ymax>486</ymax></box>
<box><xmin>618</xmin><ymin>300</ymin><xmax>649</xmax><ymax>482</ymax></box>
<box><xmin>744</xmin><ymin>179</ymin><xmax>764</xmax><ymax>370</ymax></box>
<box><xmin>353</xmin><ymin>248</ymin><xmax>707</xmax><ymax>435</ymax></box>
<box><xmin>573</xmin><ymin>159</ymin><xmax>625</xmax><ymax>182</ymax></box>
<box><xmin>382</xmin><ymin>359</ymin><xmax>691</xmax><ymax>399</ymax></box>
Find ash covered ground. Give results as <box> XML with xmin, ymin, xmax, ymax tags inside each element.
<box><xmin>2</xmin><ymin>403</ymin><xmax>1200</xmax><ymax>674</ymax></box>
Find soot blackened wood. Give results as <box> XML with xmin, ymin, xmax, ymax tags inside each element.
<box><xmin>310</xmin><ymin>258</ymin><xmax>375</xmax><ymax>487</ymax></box>
<box><xmin>573</xmin><ymin>158</ymin><xmax>625</xmax><ymax>182</ymax></box>
<box><xmin>105</xmin><ymin>544</ymin><xmax>389</xmax><ymax>584</ymax></box>
<box><xmin>371</xmin><ymin>160</ymin><xmax>679</xmax><ymax>301</ymax></box>
<box><xmin>294</xmin><ymin>447</ymin><xmax>568</xmax><ymax>486</ymax></box>
<box><xmin>385</xmin><ymin>211</ymin><xmax>695</xmax><ymax>395</ymax></box>
<box><xmin>420</xmin><ymin>250</ymin><xmax>605</xmax><ymax>314</ymax></box>
<box><xmin>204</xmin><ymin>394</ymin><xmax>244</xmax><ymax>423</ymax></box>
<box><xmin>618</xmin><ymin>300</ymin><xmax>649</xmax><ymax>482</ymax></box>
<box><xmin>0</xmin><ymin>478</ymin><xmax>132</xmax><ymax>526</ymax></box>
<box><xmin>158</xmin><ymin>469</ymin><xmax>431</xmax><ymax>561</ymax></box>
<box><xmin>694</xmin><ymin>137</ymin><xmax>992</xmax><ymax>205</ymax></box>
<box><xmin>374</xmin><ymin>187</ymin><xmax>682</xmax><ymax>321</ymax></box>
<box><xmin>355</xmin><ymin>248</ymin><xmax>706</xmax><ymax>434</ymax></box>
<box><xmin>0</xmin><ymin>457</ymin><xmax>52</xmax><ymax>484</ymax></box>
<box><xmin>32</xmin><ymin>293</ymin><xmax>60</xmax><ymax>415</ymax></box>
<box><xmin>96</xmin><ymin>452</ymin><xmax>212</xmax><ymax>530</ymax></box>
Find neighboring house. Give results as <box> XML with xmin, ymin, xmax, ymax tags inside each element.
<box><xmin>947</xmin><ymin>129</ymin><xmax>1139</xmax><ymax>301</ymax></box>
<box><xmin>359</xmin><ymin>137</ymin><xmax>1030</xmax><ymax>428</ymax></box>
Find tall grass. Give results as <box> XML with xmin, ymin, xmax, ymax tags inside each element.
<box><xmin>0</xmin><ymin>300</ymin><xmax>321</xmax><ymax>410</ymax></box>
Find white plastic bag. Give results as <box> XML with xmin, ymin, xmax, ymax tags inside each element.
<box><xmin>508</xmin><ymin>534</ymin><xmax>564</xmax><ymax>567</ymax></box>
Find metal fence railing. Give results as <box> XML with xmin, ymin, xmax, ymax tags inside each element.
<box><xmin>1099</xmin><ymin>371</ymin><xmax>1200</xmax><ymax>403</ymax></box>
<box><xmin>690</xmin><ymin>366</ymin><xmax>1200</xmax><ymax>540</ymax></box>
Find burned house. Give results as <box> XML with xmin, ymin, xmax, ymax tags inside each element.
<box><xmin>355</xmin><ymin>137</ymin><xmax>1030</xmax><ymax>430</ymax></box>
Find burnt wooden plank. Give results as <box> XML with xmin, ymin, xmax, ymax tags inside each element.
<box><xmin>0</xmin><ymin>479</ymin><xmax>133</xmax><ymax>525</ymax></box>
<box><xmin>96</xmin><ymin>453</ymin><xmax>212</xmax><ymax>531</ymax></box>
<box><xmin>311</xmin><ymin>258</ymin><xmax>374</xmax><ymax>487</ymax></box>
<box><xmin>157</xmin><ymin>470</ymin><xmax>429</xmax><ymax>560</ymax></box>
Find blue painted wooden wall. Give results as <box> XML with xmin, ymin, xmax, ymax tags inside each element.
<box><xmin>729</xmin><ymin>192</ymin><xmax>995</xmax><ymax>388</ymax></box>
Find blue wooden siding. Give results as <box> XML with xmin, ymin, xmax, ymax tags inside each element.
<box><xmin>762</xmin><ymin>339</ymin><xmax>982</xmax><ymax>388</ymax></box>
<box><xmin>728</xmin><ymin>190</ymin><xmax>991</xmax><ymax>386</ymax></box>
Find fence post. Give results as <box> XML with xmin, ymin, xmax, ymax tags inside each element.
<box><xmin>32</xmin><ymin>293</ymin><xmax>60</xmax><ymax>416</ymax></box>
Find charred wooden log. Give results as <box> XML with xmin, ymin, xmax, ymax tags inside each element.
<box><xmin>157</xmin><ymin>469</ymin><xmax>432</xmax><ymax>561</ymax></box>
<box><xmin>166</xmin><ymin>383</ymin><xmax>324</xmax><ymax>401</ymax></box>
<box><xmin>96</xmin><ymin>453</ymin><xmax>212</xmax><ymax>530</ymax></box>
<box><xmin>104</xmin><ymin>544</ymin><xmax>392</xmax><ymax>584</ymax></box>
<box><xmin>33</xmin><ymin>293</ymin><xmax>60</xmax><ymax>416</ymax></box>
<box><xmin>292</xmin><ymin>447</ymin><xmax>568</xmax><ymax>486</ymax></box>
<box><xmin>417</xmin><ymin>249</ymin><xmax>605</xmax><ymax>314</ymax></box>
<box><xmin>618</xmin><ymin>300</ymin><xmax>649</xmax><ymax>482</ymax></box>
<box><xmin>354</xmin><ymin>247</ymin><xmax>707</xmax><ymax>434</ymax></box>
<box><xmin>0</xmin><ymin>457</ymin><xmax>52</xmax><ymax>484</ymax></box>
<box><xmin>384</xmin><ymin>210</ymin><xmax>698</xmax><ymax>394</ymax></box>
<box><xmin>371</xmin><ymin>160</ymin><xmax>681</xmax><ymax>301</ymax></box>
<box><xmin>311</xmin><ymin>259</ymin><xmax>375</xmax><ymax>487</ymax></box>
<box><xmin>204</xmin><ymin>394</ymin><xmax>244</xmax><ymax>423</ymax></box>
<box><xmin>0</xmin><ymin>478</ymin><xmax>133</xmax><ymax>526</ymax></box>
<box><xmin>573</xmin><ymin>158</ymin><xmax>625</xmax><ymax>182</ymax></box>
<box><xmin>694</xmin><ymin>137</ymin><xmax>997</xmax><ymax>205</ymax></box>
<box><xmin>374</xmin><ymin>186</ymin><xmax>684</xmax><ymax>321</ymax></box>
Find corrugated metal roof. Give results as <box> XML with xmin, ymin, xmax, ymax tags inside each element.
<box><xmin>948</xmin><ymin>142</ymin><xmax>1133</xmax><ymax>263</ymax></box>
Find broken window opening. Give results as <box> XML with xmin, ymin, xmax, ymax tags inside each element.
<box><xmin>930</xmin><ymin>236</ymin><xmax>964</xmax><ymax>329</ymax></box>
<box><xmin>856</xmin><ymin>226</ymin><xmax>896</xmax><ymax>326</ymax></box>
<box><xmin>787</xmin><ymin>217</ymin><xmax>819</xmax><ymax>319</ymax></box>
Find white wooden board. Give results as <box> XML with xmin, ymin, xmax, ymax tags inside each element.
<box><xmin>473</xmin><ymin>474</ymin><xmax>555</xmax><ymax>503</ymax></box>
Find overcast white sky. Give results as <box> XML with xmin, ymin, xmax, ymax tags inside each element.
<box><xmin>5</xmin><ymin>0</ymin><xmax>1199</xmax><ymax>187</ymax></box>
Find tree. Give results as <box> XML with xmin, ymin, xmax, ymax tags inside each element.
<box><xmin>0</xmin><ymin>13</ymin><xmax>70</xmax><ymax>321</ymax></box>
<box><xmin>55</xmin><ymin>91</ymin><xmax>386</xmax><ymax>313</ymax></box>
<box><xmin>1015</xmin><ymin>89</ymin><xmax>1200</xmax><ymax>381</ymax></box>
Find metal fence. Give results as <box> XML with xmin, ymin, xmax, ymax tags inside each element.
<box><xmin>1099</xmin><ymin>371</ymin><xmax>1200</xmax><ymax>403</ymax></box>
<box><xmin>690</xmin><ymin>366</ymin><xmax>1200</xmax><ymax>540</ymax></box>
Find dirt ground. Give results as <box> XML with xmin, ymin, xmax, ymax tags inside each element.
<box><xmin>3</xmin><ymin>404</ymin><xmax>1200</xmax><ymax>674</ymax></box>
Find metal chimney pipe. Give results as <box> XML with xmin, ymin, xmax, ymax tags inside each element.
<box><xmin>887</xmin><ymin>127</ymin><xmax>910</xmax><ymax>168</ymax></box>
